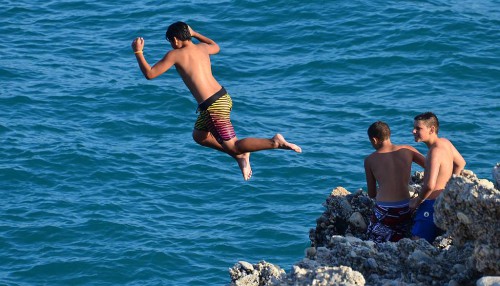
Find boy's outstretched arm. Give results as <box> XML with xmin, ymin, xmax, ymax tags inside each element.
<box><xmin>189</xmin><ymin>26</ymin><xmax>220</xmax><ymax>54</ymax></box>
<box><xmin>131</xmin><ymin>37</ymin><xmax>175</xmax><ymax>80</ymax></box>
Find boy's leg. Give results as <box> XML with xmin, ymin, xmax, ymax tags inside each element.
<box><xmin>222</xmin><ymin>134</ymin><xmax>301</xmax><ymax>181</ymax></box>
<box><xmin>193</xmin><ymin>129</ymin><xmax>253</xmax><ymax>180</ymax></box>
<box><xmin>192</xmin><ymin>130</ymin><xmax>301</xmax><ymax>181</ymax></box>
<box><xmin>231</xmin><ymin>134</ymin><xmax>302</xmax><ymax>154</ymax></box>
<box><xmin>192</xmin><ymin>129</ymin><xmax>225</xmax><ymax>153</ymax></box>
<box><xmin>193</xmin><ymin>130</ymin><xmax>301</xmax><ymax>155</ymax></box>
<box><xmin>411</xmin><ymin>200</ymin><xmax>439</xmax><ymax>243</ymax></box>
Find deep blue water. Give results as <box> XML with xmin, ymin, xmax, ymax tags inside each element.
<box><xmin>1</xmin><ymin>1</ymin><xmax>499</xmax><ymax>285</ymax></box>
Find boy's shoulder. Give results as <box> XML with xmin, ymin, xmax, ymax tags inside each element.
<box><xmin>432</xmin><ymin>137</ymin><xmax>452</xmax><ymax>151</ymax></box>
<box><xmin>396</xmin><ymin>144</ymin><xmax>418</xmax><ymax>152</ymax></box>
<box><xmin>365</xmin><ymin>151</ymin><xmax>379</xmax><ymax>162</ymax></box>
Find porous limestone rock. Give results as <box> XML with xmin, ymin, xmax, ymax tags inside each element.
<box><xmin>291</xmin><ymin>260</ymin><xmax>365</xmax><ymax>286</ymax></box>
<box><xmin>229</xmin><ymin>261</ymin><xmax>285</xmax><ymax>286</ymax></box>
<box><xmin>476</xmin><ymin>276</ymin><xmax>500</xmax><ymax>286</ymax></box>
<box><xmin>310</xmin><ymin>187</ymin><xmax>373</xmax><ymax>247</ymax></box>
<box><xmin>229</xmin><ymin>166</ymin><xmax>500</xmax><ymax>286</ymax></box>
<box><xmin>435</xmin><ymin>171</ymin><xmax>500</xmax><ymax>274</ymax></box>
<box><xmin>308</xmin><ymin>236</ymin><xmax>477</xmax><ymax>285</ymax></box>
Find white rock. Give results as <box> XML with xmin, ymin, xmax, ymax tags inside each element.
<box><xmin>238</xmin><ymin>261</ymin><xmax>254</xmax><ymax>272</ymax></box>
<box><xmin>476</xmin><ymin>276</ymin><xmax>500</xmax><ymax>286</ymax></box>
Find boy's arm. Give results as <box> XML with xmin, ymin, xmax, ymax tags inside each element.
<box><xmin>451</xmin><ymin>144</ymin><xmax>466</xmax><ymax>175</ymax></box>
<box><xmin>408</xmin><ymin>146</ymin><xmax>426</xmax><ymax>168</ymax></box>
<box><xmin>411</xmin><ymin>149</ymin><xmax>439</xmax><ymax>209</ymax></box>
<box><xmin>132</xmin><ymin>37</ymin><xmax>176</xmax><ymax>80</ymax></box>
<box><xmin>189</xmin><ymin>27</ymin><xmax>220</xmax><ymax>55</ymax></box>
<box><xmin>364</xmin><ymin>158</ymin><xmax>377</xmax><ymax>199</ymax></box>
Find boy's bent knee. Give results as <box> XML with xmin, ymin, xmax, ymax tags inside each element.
<box><xmin>223</xmin><ymin>139</ymin><xmax>241</xmax><ymax>155</ymax></box>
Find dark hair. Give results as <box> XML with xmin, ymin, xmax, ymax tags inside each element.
<box><xmin>166</xmin><ymin>21</ymin><xmax>191</xmax><ymax>42</ymax></box>
<box><xmin>367</xmin><ymin>121</ymin><xmax>391</xmax><ymax>141</ymax></box>
<box><xmin>414</xmin><ymin>112</ymin><xmax>439</xmax><ymax>134</ymax></box>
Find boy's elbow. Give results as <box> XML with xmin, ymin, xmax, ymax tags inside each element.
<box><xmin>457</xmin><ymin>161</ymin><xmax>466</xmax><ymax>175</ymax></box>
<box><xmin>366</xmin><ymin>186</ymin><xmax>376</xmax><ymax>198</ymax></box>
<box><xmin>424</xmin><ymin>183</ymin><xmax>435</xmax><ymax>193</ymax></box>
<box><xmin>144</xmin><ymin>72</ymin><xmax>156</xmax><ymax>80</ymax></box>
<box><xmin>210</xmin><ymin>44</ymin><xmax>220</xmax><ymax>54</ymax></box>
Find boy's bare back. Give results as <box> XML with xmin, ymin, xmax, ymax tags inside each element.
<box><xmin>365</xmin><ymin>121</ymin><xmax>425</xmax><ymax>203</ymax></box>
<box><xmin>166</xmin><ymin>41</ymin><xmax>222</xmax><ymax>103</ymax></box>
<box><xmin>365</xmin><ymin>145</ymin><xmax>423</xmax><ymax>202</ymax></box>
<box><xmin>132</xmin><ymin>27</ymin><xmax>222</xmax><ymax>104</ymax></box>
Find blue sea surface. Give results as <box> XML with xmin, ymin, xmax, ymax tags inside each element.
<box><xmin>1</xmin><ymin>1</ymin><xmax>499</xmax><ymax>285</ymax></box>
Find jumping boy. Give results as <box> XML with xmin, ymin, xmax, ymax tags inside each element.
<box><xmin>410</xmin><ymin>112</ymin><xmax>466</xmax><ymax>243</ymax></box>
<box><xmin>364</xmin><ymin>121</ymin><xmax>425</xmax><ymax>242</ymax></box>
<box><xmin>131</xmin><ymin>21</ymin><xmax>301</xmax><ymax>180</ymax></box>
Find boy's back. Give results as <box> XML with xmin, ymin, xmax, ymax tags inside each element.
<box><xmin>132</xmin><ymin>24</ymin><xmax>222</xmax><ymax>104</ymax></box>
<box><xmin>366</xmin><ymin>145</ymin><xmax>420</xmax><ymax>202</ymax></box>
<box><xmin>167</xmin><ymin>40</ymin><xmax>222</xmax><ymax>103</ymax></box>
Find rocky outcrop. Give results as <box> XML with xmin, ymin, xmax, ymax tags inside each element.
<box><xmin>229</xmin><ymin>259</ymin><xmax>366</xmax><ymax>286</ymax></box>
<box><xmin>309</xmin><ymin>187</ymin><xmax>373</xmax><ymax>247</ymax></box>
<box><xmin>228</xmin><ymin>165</ymin><xmax>500</xmax><ymax>286</ymax></box>
<box><xmin>434</xmin><ymin>171</ymin><xmax>500</xmax><ymax>275</ymax></box>
<box><xmin>229</xmin><ymin>261</ymin><xmax>285</xmax><ymax>286</ymax></box>
<box><xmin>290</xmin><ymin>261</ymin><xmax>365</xmax><ymax>286</ymax></box>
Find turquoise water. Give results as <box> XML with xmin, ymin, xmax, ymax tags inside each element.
<box><xmin>1</xmin><ymin>1</ymin><xmax>499</xmax><ymax>285</ymax></box>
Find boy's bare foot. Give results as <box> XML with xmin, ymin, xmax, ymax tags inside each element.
<box><xmin>236</xmin><ymin>152</ymin><xmax>252</xmax><ymax>181</ymax></box>
<box><xmin>273</xmin><ymin>134</ymin><xmax>302</xmax><ymax>153</ymax></box>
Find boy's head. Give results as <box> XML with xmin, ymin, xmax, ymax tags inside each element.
<box><xmin>368</xmin><ymin>121</ymin><xmax>390</xmax><ymax>148</ymax></box>
<box><xmin>166</xmin><ymin>21</ymin><xmax>191</xmax><ymax>43</ymax></box>
<box><xmin>414</xmin><ymin>112</ymin><xmax>439</xmax><ymax>134</ymax></box>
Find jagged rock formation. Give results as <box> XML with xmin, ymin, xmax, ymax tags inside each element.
<box><xmin>435</xmin><ymin>171</ymin><xmax>500</xmax><ymax>275</ymax></box>
<box><xmin>228</xmin><ymin>165</ymin><xmax>500</xmax><ymax>286</ymax></box>
<box><xmin>229</xmin><ymin>261</ymin><xmax>285</xmax><ymax>286</ymax></box>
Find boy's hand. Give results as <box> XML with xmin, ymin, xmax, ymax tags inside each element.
<box><xmin>188</xmin><ymin>25</ymin><xmax>195</xmax><ymax>37</ymax></box>
<box><xmin>132</xmin><ymin>37</ymin><xmax>145</xmax><ymax>52</ymax></box>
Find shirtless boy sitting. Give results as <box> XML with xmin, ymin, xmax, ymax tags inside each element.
<box><xmin>364</xmin><ymin>121</ymin><xmax>425</xmax><ymax>243</ymax></box>
<box><xmin>131</xmin><ymin>22</ymin><xmax>301</xmax><ymax>180</ymax></box>
<box><xmin>410</xmin><ymin>112</ymin><xmax>466</xmax><ymax>243</ymax></box>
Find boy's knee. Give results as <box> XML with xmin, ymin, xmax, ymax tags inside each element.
<box><xmin>224</xmin><ymin>140</ymin><xmax>241</xmax><ymax>155</ymax></box>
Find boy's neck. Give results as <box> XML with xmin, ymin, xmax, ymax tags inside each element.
<box><xmin>424</xmin><ymin>135</ymin><xmax>438</xmax><ymax>148</ymax></box>
<box><xmin>375</xmin><ymin>139</ymin><xmax>393</xmax><ymax>152</ymax></box>
<box><xmin>179</xmin><ymin>40</ymin><xmax>193</xmax><ymax>48</ymax></box>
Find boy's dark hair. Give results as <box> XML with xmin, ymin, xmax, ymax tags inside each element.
<box><xmin>414</xmin><ymin>112</ymin><xmax>439</xmax><ymax>134</ymax></box>
<box><xmin>368</xmin><ymin>121</ymin><xmax>391</xmax><ymax>141</ymax></box>
<box><xmin>166</xmin><ymin>21</ymin><xmax>191</xmax><ymax>42</ymax></box>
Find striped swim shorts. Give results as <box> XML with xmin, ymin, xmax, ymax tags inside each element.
<box><xmin>194</xmin><ymin>87</ymin><xmax>236</xmax><ymax>144</ymax></box>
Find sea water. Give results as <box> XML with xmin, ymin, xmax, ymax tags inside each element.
<box><xmin>1</xmin><ymin>1</ymin><xmax>499</xmax><ymax>285</ymax></box>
